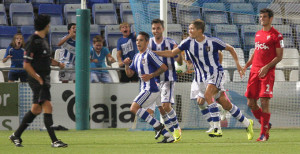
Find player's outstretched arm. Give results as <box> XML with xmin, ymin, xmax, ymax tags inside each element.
<box><xmin>154</xmin><ymin>47</ymin><xmax>182</xmax><ymax>58</ymax></box>
<box><xmin>218</xmin><ymin>50</ymin><xmax>223</xmax><ymax>64</ymax></box>
<box><xmin>124</xmin><ymin>57</ymin><xmax>135</xmax><ymax>78</ymax></box>
<box><xmin>225</xmin><ymin>44</ymin><xmax>245</xmax><ymax>77</ymax></box>
<box><xmin>244</xmin><ymin>51</ymin><xmax>254</xmax><ymax>72</ymax></box>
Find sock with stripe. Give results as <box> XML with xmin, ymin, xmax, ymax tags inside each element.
<box><xmin>137</xmin><ymin>108</ymin><xmax>160</xmax><ymax>128</ymax></box>
<box><xmin>229</xmin><ymin>104</ymin><xmax>250</xmax><ymax>127</ymax></box>
<box><xmin>162</xmin><ymin>114</ymin><xmax>175</xmax><ymax>132</ymax></box>
<box><xmin>167</xmin><ymin>108</ymin><xmax>180</xmax><ymax>130</ymax></box>
<box><xmin>208</xmin><ymin>102</ymin><xmax>221</xmax><ymax>129</ymax></box>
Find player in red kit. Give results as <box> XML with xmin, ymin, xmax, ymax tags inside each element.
<box><xmin>243</xmin><ymin>8</ymin><xmax>284</xmax><ymax>142</ymax></box>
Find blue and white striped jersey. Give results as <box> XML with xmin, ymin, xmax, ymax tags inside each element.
<box><xmin>148</xmin><ymin>37</ymin><xmax>177</xmax><ymax>82</ymax></box>
<box><xmin>59</xmin><ymin>36</ymin><xmax>76</xmax><ymax>67</ymax></box>
<box><xmin>178</xmin><ymin>36</ymin><xmax>226</xmax><ymax>82</ymax></box>
<box><xmin>130</xmin><ymin>48</ymin><xmax>164</xmax><ymax>92</ymax></box>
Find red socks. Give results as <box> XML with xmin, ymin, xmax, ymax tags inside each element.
<box><xmin>260</xmin><ymin>112</ymin><xmax>271</xmax><ymax>136</ymax></box>
<box><xmin>251</xmin><ymin>108</ymin><xmax>263</xmax><ymax>124</ymax></box>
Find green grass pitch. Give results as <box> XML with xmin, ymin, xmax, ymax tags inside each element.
<box><xmin>1</xmin><ymin>128</ymin><xmax>300</xmax><ymax>154</ymax></box>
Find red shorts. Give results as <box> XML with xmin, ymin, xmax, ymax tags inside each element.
<box><xmin>245</xmin><ymin>71</ymin><xmax>275</xmax><ymax>100</ymax></box>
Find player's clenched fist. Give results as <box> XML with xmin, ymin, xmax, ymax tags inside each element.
<box><xmin>123</xmin><ymin>57</ymin><xmax>131</xmax><ymax>65</ymax></box>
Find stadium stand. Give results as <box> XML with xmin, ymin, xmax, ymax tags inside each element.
<box><xmin>192</xmin><ymin>0</ymin><xmax>219</xmax><ymax>7</ymax></box>
<box><xmin>104</xmin><ymin>25</ymin><xmax>123</xmax><ymax>52</ymax></box>
<box><xmin>0</xmin><ymin>48</ymin><xmax>11</xmax><ymax>68</ymax></box>
<box><xmin>275</xmin><ymin>69</ymin><xmax>286</xmax><ymax>81</ymax></box>
<box><xmin>284</xmin><ymin>3</ymin><xmax>300</xmax><ymax>25</ymax></box>
<box><xmin>49</xmin><ymin>25</ymin><xmax>68</xmax><ymax>51</ymax></box>
<box><xmin>4</xmin><ymin>0</ymin><xmax>25</xmax><ymax>8</ymax></box>
<box><xmin>204</xmin><ymin>25</ymin><xmax>212</xmax><ymax>37</ymax></box>
<box><xmin>214</xmin><ymin>24</ymin><xmax>241</xmax><ymax>48</ymax></box>
<box><xmin>289</xmin><ymin>70</ymin><xmax>299</xmax><ymax>81</ymax></box>
<box><xmin>9</xmin><ymin>3</ymin><xmax>34</xmax><ymax>26</ymax></box>
<box><xmin>273</xmin><ymin>25</ymin><xmax>295</xmax><ymax>48</ymax></box>
<box><xmin>38</xmin><ymin>4</ymin><xmax>64</xmax><ymax>25</ymax></box>
<box><xmin>176</xmin><ymin>5</ymin><xmax>201</xmax><ymax>30</ymax></box>
<box><xmin>120</xmin><ymin>3</ymin><xmax>134</xmax><ymax>24</ymax></box>
<box><xmin>0</xmin><ymin>26</ymin><xmax>17</xmax><ymax>49</ymax></box>
<box><xmin>20</xmin><ymin>26</ymin><xmax>35</xmax><ymax>41</ymax></box>
<box><xmin>202</xmin><ymin>3</ymin><xmax>228</xmax><ymax>25</ymax></box>
<box><xmin>29</xmin><ymin>0</ymin><xmax>55</xmax><ymax>8</ymax></box>
<box><xmin>224</xmin><ymin>70</ymin><xmax>231</xmax><ymax>82</ymax></box>
<box><xmin>167</xmin><ymin>24</ymin><xmax>182</xmax><ymax>44</ymax></box>
<box><xmin>222</xmin><ymin>48</ymin><xmax>245</xmax><ymax>68</ymax></box>
<box><xmin>0</xmin><ymin>4</ymin><xmax>7</xmax><ymax>25</ymax></box>
<box><xmin>241</xmin><ymin>25</ymin><xmax>260</xmax><ymax>52</ymax></box>
<box><xmin>64</xmin><ymin>4</ymin><xmax>81</xmax><ymax>25</ymax></box>
<box><xmin>147</xmin><ymin>2</ymin><xmax>173</xmax><ymax>24</ymax></box>
<box><xmin>230</xmin><ymin>3</ymin><xmax>256</xmax><ymax>26</ymax></box>
<box><xmin>57</xmin><ymin>0</ymin><xmax>81</xmax><ymax>6</ymax></box>
<box><xmin>92</xmin><ymin>3</ymin><xmax>118</xmax><ymax>28</ymax></box>
<box><xmin>233</xmin><ymin>70</ymin><xmax>250</xmax><ymax>82</ymax></box>
<box><xmin>257</xmin><ymin>3</ymin><xmax>283</xmax><ymax>25</ymax></box>
<box><xmin>276</xmin><ymin>48</ymin><xmax>299</xmax><ymax>69</ymax></box>
<box><xmin>87</xmin><ymin>0</ymin><xmax>110</xmax><ymax>8</ymax></box>
<box><xmin>90</xmin><ymin>24</ymin><xmax>101</xmax><ymax>45</ymax></box>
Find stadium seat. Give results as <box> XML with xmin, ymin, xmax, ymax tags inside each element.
<box><xmin>257</xmin><ymin>3</ymin><xmax>283</xmax><ymax>25</ymax></box>
<box><xmin>0</xmin><ymin>26</ymin><xmax>18</xmax><ymax>49</ymax></box>
<box><xmin>39</xmin><ymin>4</ymin><xmax>64</xmax><ymax>25</ymax></box>
<box><xmin>249</xmin><ymin>0</ymin><xmax>272</xmax><ymax>11</ymax></box>
<box><xmin>277</xmin><ymin>48</ymin><xmax>299</xmax><ymax>69</ymax></box>
<box><xmin>120</xmin><ymin>3</ymin><xmax>134</xmax><ymax>24</ymax></box>
<box><xmin>214</xmin><ymin>24</ymin><xmax>241</xmax><ymax>48</ymax></box>
<box><xmin>0</xmin><ymin>4</ymin><xmax>7</xmax><ymax>25</ymax></box>
<box><xmin>87</xmin><ymin>0</ymin><xmax>110</xmax><ymax>8</ymax></box>
<box><xmin>0</xmin><ymin>48</ymin><xmax>11</xmax><ymax>68</ymax></box>
<box><xmin>50</xmin><ymin>70</ymin><xmax>61</xmax><ymax>83</ymax></box>
<box><xmin>289</xmin><ymin>70</ymin><xmax>299</xmax><ymax>81</ymax></box>
<box><xmin>202</xmin><ymin>3</ymin><xmax>228</xmax><ymax>25</ymax></box>
<box><xmin>29</xmin><ymin>0</ymin><xmax>55</xmax><ymax>8</ymax></box>
<box><xmin>204</xmin><ymin>25</ymin><xmax>212</xmax><ymax>37</ymax></box>
<box><xmin>167</xmin><ymin>24</ymin><xmax>182</xmax><ymax>44</ymax></box>
<box><xmin>233</xmin><ymin>70</ymin><xmax>250</xmax><ymax>82</ymax></box>
<box><xmin>192</xmin><ymin>0</ymin><xmax>219</xmax><ymax>7</ymax></box>
<box><xmin>4</xmin><ymin>0</ymin><xmax>26</xmax><ymax>8</ymax></box>
<box><xmin>111</xmin><ymin>48</ymin><xmax>119</xmax><ymax>68</ymax></box>
<box><xmin>54</xmin><ymin>48</ymin><xmax>64</xmax><ymax>61</ymax></box>
<box><xmin>90</xmin><ymin>24</ymin><xmax>101</xmax><ymax>45</ymax></box>
<box><xmin>147</xmin><ymin>3</ymin><xmax>173</xmax><ymax>24</ymax></box>
<box><xmin>297</xmin><ymin>25</ymin><xmax>300</xmax><ymax>51</ymax></box>
<box><xmin>0</xmin><ymin>71</ymin><xmax>4</xmax><ymax>82</ymax></box>
<box><xmin>64</xmin><ymin>4</ymin><xmax>81</xmax><ymax>25</ymax></box>
<box><xmin>273</xmin><ymin>25</ymin><xmax>295</xmax><ymax>48</ymax></box>
<box><xmin>284</xmin><ymin>3</ymin><xmax>300</xmax><ymax>25</ymax></box>
<box><xmin>230</xmin><ymin>3</ymin><xmax>256</xmax><ymax>26</ymax></box>
<box><xmin>224</xmin><ymin>70</ymin><xmax>231</xmax><ymax>82</ymax></box>
<box><xmin>49</xmin><ymin>25</ymin><xmax>68</xmax><ymax>52</ymax></box>
<box><xmin>92</xmin><ymin>3</ymin><xmax>118</xmax><ymax>28</ymax></box>
<box><xmin>241</xmin><ymin>25</ymin><xmax>260</xmax><ymax>52</ymax></box>
<box><xmin>275</xmin><ymin>70</ymin><xmax>285</xmax><ymax>81</ymax></box>
<box><xmin>176</xmin><ymin>4</ymin><xmax>201</xmax><ymax>30</ymax></box>
<box><xmin>104</xmin><ymin>25</ymin><xmax>123</xmax><ymax>52</ymax></box>
<box><xmin>20</xmin><ymin>26</ymin><xmax>35</xmax><ymax>41</ymax></box>
<box><xmin>223</xmin><ymin>0</ymin><xmax>245</xmax><ymax>11</ymax></box>
<box><xmin>57</xmin><ymin>0</ymin><xmax>81</xmax><ymax>6</ymax></box>
<box><xmin>108</xmin><ymin>70</ymin><xmax>120</xmax><ymax>83</ymax></box>
<box><xmin>111</xmin><ymin>0</ymin><xmax>129</xmax><ymax>8</ymax></box>
<box><xmin>222</xmin><ymin>48</ymin><xmax>245</xmax><ymax>68</ymax></box>
<box><xmin>9</xmin><ymin>3</ymin><xmax>34</xmax><ymax>26</ymax></box>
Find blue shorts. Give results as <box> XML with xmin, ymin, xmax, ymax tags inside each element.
<box><xmin>8</xmin><ymin>71</ymin><xmax>27</xmax><ymax>82</ymax></box>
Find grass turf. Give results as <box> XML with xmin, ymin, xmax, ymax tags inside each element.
<box><xmin>1</xmin><ymin>128</ymin><xmax>300</xmax><ymax>154</ymax></box>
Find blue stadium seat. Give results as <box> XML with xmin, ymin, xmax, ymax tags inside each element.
<box><xmin>249</xmin><ymin>0</ymin><xmax>272</xmax><ymax>12</ymax></box>
<box><xmin>90</xmin><ymin>24</ymin><xmax>101</xmax><ymax>45</ymax></box>
<box><xmin>39</xmin><ymin>4</ymin><xmax>63</xmax><ymax>25</ymax></box>
<box><xmin>120</xmin><ymin>3</ymin><xmax>134</xmax><ymax>24</ymax></box>
<box><xmin>230</xmin><ymin>3</ymin><xmax>256</xmax><ymax>26</ymax></box>
<box><xmin>167</xmin><ymin>24</ymin><xmax>182</xmax><ymax>44</ymax></box>
<box><xmin>0</xmin><ymin>4</ymin><xmax>7</xmax><ymax>25</ymax></box>
<box><xmin>240</xmin><ymin>25</ymin><xmax>260</xmax><ymax>52</ymax></box>
<box><xmin>87</xmin><ymin>0</ymin><xmax>110</xmax><ymax>8</ymax></box>
<box><xmin>104</xmin><ymin>25</ymin><xmax>123</xmax><ymax>52</ymax></box>
<box><xmin>57</xmin><ymin>0</ymin><xmax>81</xmax><ymax>6</ymax></box>
<box><xmin>257</xmin><ymin>3</ymin><xmax>283</xmax><ymax>25</ymax></box>
<box><xmin>64</xmin><ymin>4</ymin><xmax>81</xmax><ymax>25</ymax></box>
<box><xmin>192</xmin><ymin>0</ymin><xmax>219</xmax><ymax>7</ymax></box>
<box><xmin>202</xmin><ymin>3</ymin><xmax>228</xmax><ymax>25</ymax></box>
<box><xmin>284</xmin><ymin>3</ymin><xmax>300</xmax><ymax>25</ymax></box>
<box><xmin>204</xmin><ymin>25</ymin><xmax>212</xmax><ymax>37</ymax></box>
<box><xmin>49</xmin><ymin>25</ymin><xmax>68</xmax><ymax>51</ymax></box>
<box><xmin>273</xmin><ymin>25</ymin><xmax>295</xmax><ymax>48</ymax></box>
<box><xmin>21</xmin><ymin>26</ymin><xmax>34</xmax><ymax>41</ymax></box>
<box><xmin>214</xmin><ymin>24</ymin><xmax>241</xmax><ymax>48</ymax></box>
<box><xmin>147</xmin><ymin>3</ymin><xmax>173</xmax><ymax>24</ymax></box>
<box><xmin>0</xmin><ymin>26</ymin><xmax>18</xmax><ymax>49</ymax></box>
<box><xmin>29</xmin><ymin>0</ymin><xmax>54</xmax><ymax>8</ymax></box>
<box><xmin>92</xmin><ymin>3</ymin><xmax>118</xmax><ymax>28</ymax></box>
<box><xmin>4</xmin><ymin>0</ymin><xmax>26</xmax><ymax>8</ymax></box>
<box><xmin>9</xmin><ymin>3</ymin><xmax>34</xmax><ymax>26</ymax></box>
<box><xmin>176</xmin><ymin>4</ymin><xmax>201</xmax><ymax>30</ymax></box>
<box><xmin>112</xmin><ymin>0</ymin><xmax>129</xmax><ymax>9</ymax></box>
<box><xmin>223</xmin><ymin>0</ymin><xmax>245</xmax><ymax>11</ymax></box>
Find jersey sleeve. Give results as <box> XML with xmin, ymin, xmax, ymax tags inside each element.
<box><xmin>117</xmin><ymin>38</ymin><xmax>122</xmax><ymax>51</ymax></box>
<box><xmin>212</xmin><ymin>37</ymin><xmax>226</xmax><ymax>51</ymax></box>
<box><xmin>178</xmin><ymin>38</ymin><xmax>190</xmax><ymax>51</ymax></box>
<box><xmin>275</xmin><ymin>33</ymin><xmax>284</xmax><ymax>48</ymax></box>
<box><xmin>4</xmin><ymin>46</ymin><xmax>12</xmax><ymax>58</ymax></box>
<box><xmin>148</xmin><ymin>51</ymin><xmax>163</xmax><ymax>69</ymax></box>
<box><xmin>24</xmin><ymin>39</ymin><xmax>38</xmax><ymax>63</ymax></box>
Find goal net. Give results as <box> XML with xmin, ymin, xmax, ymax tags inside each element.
<box><xmin>128</xmin><ymin>0</ymin><xmax>300</xmax><ymax>130</ymax></box>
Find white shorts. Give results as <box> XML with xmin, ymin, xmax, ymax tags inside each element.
<box><xmin>133</xmin><ymin>90</ymin><xmax>162</xmax><ymax>109</ymax></box>
<box><xmin>206</xmin><ymin>71</ymin><xmax>226</xmax><ymax>92</ymax></box>
<box><xmin>190</xmin><ymin>80</ymin><xmax>225</xmax><ymax>100</ymax></box>
<box><xmin>158</xmin><ymin>81</ymin><xmax>175</xmax><ymax>104</ymax></box>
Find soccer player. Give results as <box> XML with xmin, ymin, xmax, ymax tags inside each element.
<box><xmin>155</xmin><ymin>19</ymin><xmax>252</xmax><ymax>138</ymax></box>
<box><xmin>117</xmin><ymin>22</ymin><xmax>139</xmax><ymax>82</ymax></box>
<box><xmin>57</xmin><ymin>23</ymin><xmax>76</xmax><ymax>83</ymax></box>
<box><xmin>124</xmin><ymin>31</ymin><xmax>174</xmax><ymax>143</ymax></box>
<box><xmin>9</xmin><ymin>14</ymin><xmax>67</xmax><ymax>148</ymax></box>
<box><xmin>148</xmin><ymin>19</ymin><xmax>182</xmax><ymax>141</ymax></box>
<box><xmin>243</xmin><ymin>8</ymin><xmax>283</xmax><ymax>142</ymax></box>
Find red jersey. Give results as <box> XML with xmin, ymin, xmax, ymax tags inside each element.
<box><xmin>251</xmin><ymin>26</ymin><xmax>284</xmax><ymax>73</ymax></box>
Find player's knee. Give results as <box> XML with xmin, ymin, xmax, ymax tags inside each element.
<box><xmin>162</xmin><ymin>103</ymin><xmax>171</xmax><ymax>112</ymax></box>
<box><xmin>130</xmin><ymin>104</ymin><xmax>139</xmax><ymax>114</ymax></box>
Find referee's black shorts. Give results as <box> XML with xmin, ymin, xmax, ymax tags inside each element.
<box><xmin>28</xmin><ymin>73</ymin><xmax>51</xmax><ymax>104</ymax></box>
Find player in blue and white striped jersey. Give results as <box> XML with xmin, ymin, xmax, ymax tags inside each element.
<box><xmin>124</xmin><ymin>31</ymin><xmax>174</xmax><ymax>143</ymax></box>
<box><xmin>57</xmin><ymin>23</ymin><xmax>76</xmax><ymax>83</ymax></box>
<box><xmin>155</xmin><ymin>19</ymin><xmax>253</xmax><ymax>139</ymax></box>
<box><xmin>147</xmin><ymin>19</ymin><xmax>182</xmax><ymax>142</ymax></box>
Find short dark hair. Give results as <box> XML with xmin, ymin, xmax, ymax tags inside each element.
<box><xmin>260</xmin><ymin>8</ymin><xmax>274</xmax><ymax>18</ymax></box>
<box><xmin>138</xmin><ymin>31</ymin><xmax>149</xmax><ymax>42</ymax></box>
<box><xmin>34</xmin><ymin>14</ymin><xmax>51</xmax><ymax>31</ymax></box>
<box><xmin>151</xmin><ymin>19</ymin><xmax>164</xmax><ymax>28</ymax></box>
<box><xmin>93</xmin><ymin>35</ymin><xmax>104</xmax><ymax>44</ymax></box>
<box><xmin>191</xmin><ymin>19</ymin><xmax>205</xmax><ymax>33</ymax></box>
<box><xmin>68</xmin><ymin>23</ymin><xmax>76</xmax><ymax>31</ymax></box>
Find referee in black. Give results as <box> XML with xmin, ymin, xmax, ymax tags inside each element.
<box><xmin>9</xmin><ymin>14</ymin><xmax>68</xmax><ymax>148</ymax></box>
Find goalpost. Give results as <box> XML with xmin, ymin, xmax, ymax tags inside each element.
<box><xmin>129</xmin><ymin>0</ymin><xmax>300</xmax><ymax>130</ymax></box>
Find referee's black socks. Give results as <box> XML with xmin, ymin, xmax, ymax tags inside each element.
<box><xmin>44</xmin><ymin>113</ymin><xmax>58</xmax><ymax>142</ymax></box>
<box><xmin>15</xmin><ymin>111</ymin><xmax>36</xmax><ymax>137</ymax></box>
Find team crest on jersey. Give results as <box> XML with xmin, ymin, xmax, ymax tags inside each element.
<box><xmin>206</xmin><ymin>46</ymin><xmax>210</xmax><ymax>52</ymax></box>
<box><xmin>267</xmin><ymin>35</ymin><xmax>270</xmax><ymax>40</ymax></box>
<box><xmin>43</xmin><ymin>50</ymin><xmax>47</xmax><ymax>54</ymax></box>
<box><xmin>142</xmin><ymin>59</ymin><xmax>145</xmax><ymax>64</ymax></box>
